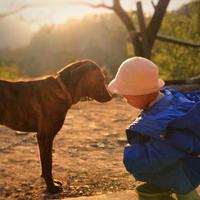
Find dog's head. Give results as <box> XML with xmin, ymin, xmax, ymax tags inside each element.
<box><xmin>57</xmin><ymin>60</ymin><xmax>112</xmax><ymax>104</ymax></box>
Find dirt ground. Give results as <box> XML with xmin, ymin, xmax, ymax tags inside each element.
<box><xmin>0</xmin><ymin>98</ymin><xmax>141</xmax><ymax>200</ymax></box>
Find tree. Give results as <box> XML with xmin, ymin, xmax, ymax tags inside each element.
<box><xmin>74</xmin><ymin>0</ymin><xmax>200</xmax><ymax>59</ymax></box>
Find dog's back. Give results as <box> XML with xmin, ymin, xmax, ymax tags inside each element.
<box><xmin>0</xmin><ymin>77</ymin><xmax>66</xmax><ymax>132</ymax></box>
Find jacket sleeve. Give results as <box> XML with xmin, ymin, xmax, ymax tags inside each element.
<box><xmin>166</xmin><ymin>130</ymin><xmax>200</xmax><ymax>155</ymax></box>
<box><xmin>169</xmin><ymin>102</ymin><xmax>200</xmax><ymax>137</ymax></box>
<box><xmin>126</xmin><ymin>129</ymin><xmax>150</xmax><ymax>144</ymax></box>
<box><xmin>123</xmin><ymin>138</ymin><xmax>185</xmax><ymax>174</ymax></box>
<box><xmin>184</xmin><ymin>91</ymin><xmax>200</xmax><ymax>103</ymax></box>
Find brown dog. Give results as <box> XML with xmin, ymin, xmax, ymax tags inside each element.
<box><xmin>0</xmin><ymin>60</ymin><xmax>112</xmax><ymax>193</ymax></box>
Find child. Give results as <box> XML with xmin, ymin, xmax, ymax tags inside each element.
<box><xmin>108</xmin><ymin>57</ymin><xmax>200</xmax><ymax>200</ymax></box>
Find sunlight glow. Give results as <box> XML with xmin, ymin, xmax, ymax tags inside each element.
<box><xmin>0</xmin><ymin>0</ymin><xmax>192</xmax><ymax>29</ymax></box>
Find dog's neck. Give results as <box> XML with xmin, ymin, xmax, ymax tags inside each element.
<box><xmin>56</xmin><ymin>75</ymin><xmax>73</xmax><ymax>106</ymax></box>
<box><xmin>56</xmin><ymin>60</ymin><xmax>97</xmax><ymax>104</ymax></box>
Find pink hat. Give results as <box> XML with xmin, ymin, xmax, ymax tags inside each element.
<box><xmin>108</xmin><ymin>57</ymin><xmax>164</xmax><ymax>95</ymax></box>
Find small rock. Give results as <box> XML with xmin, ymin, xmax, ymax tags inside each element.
<box><xmin>15</xmin><ymin>131</ymin><xmax>29</xmax><ymax>135</ymax></box>
<box><xmin>117</xmin><ymin>138</ymin><xmax>127</xmax><ymax>145</ymax></box>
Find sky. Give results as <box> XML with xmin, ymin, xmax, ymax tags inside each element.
<box><xmin>0</xmin><ymin>0</ymin><xmax>191</xmax><ymax>28</ymax></box>
<box><xmin>0</xmin><ymin>0</ymin><xmax>192</xmax><ymax>49</ymax></box>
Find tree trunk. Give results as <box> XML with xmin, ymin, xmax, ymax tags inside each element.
<box><xmin>147</xmin><ymin>0</ymin><xmax>170</xmax><ymax>53</ymax></box>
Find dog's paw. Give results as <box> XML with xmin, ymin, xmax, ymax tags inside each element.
<box><xmin>48</xmin><ymin>183</ymin><xmax>63</xmax><ymax>193</ymax></box>
<box><xmin>54</xmin><ymin>179</ymin><xmax>62</xmax><ymax>186</ymax></box>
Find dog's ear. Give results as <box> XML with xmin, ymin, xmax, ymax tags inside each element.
<box><xmin>70</xmin><ymin>60</ymin><xmax>95</xmax><ymax>87</ymax></box>
<box><xmin>58</xmin><ymin>61</ymin><xmax>83</xmax><ymax>80</ymax></box>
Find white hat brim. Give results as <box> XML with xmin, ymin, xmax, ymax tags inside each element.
<box><xmin>108</xmin><ymin>78</ymin><xmax>122</xmax><ymax>94</ymax></box>
<box><xmin>108</xmin><ymin>78</ymin><xmax>165</xmax><ymax>95</ymax></box>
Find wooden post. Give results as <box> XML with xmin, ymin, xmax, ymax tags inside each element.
<box><xmin>136</xmin><ymin>1</ymin><xmax>150</xmax><ymax>58</ymax></box>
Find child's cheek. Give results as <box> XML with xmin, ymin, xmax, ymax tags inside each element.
<box><xmin>127</xmin><ymin>100</ymin><xmax>136</xmax><ymax>108</ymax></box>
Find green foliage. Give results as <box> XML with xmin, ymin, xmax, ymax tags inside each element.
<box><xmin>152</xmin><ymin>1</ymin><xmax>200</xmax><ymax>80</ymax></box>
<box><xmin>0</xmin><ymin>60</ymin><xmax>21</xmax><ymax>80</ymax></box>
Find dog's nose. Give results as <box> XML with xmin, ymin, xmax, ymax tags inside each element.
<box><xmin>97</xmin><ymin>93</ymin><xmax>112</xmax><ymax>102</ymax></box>
<box><xmin>106</xmin><ymin>94</ymin><xmax>112</xmax><ymax>101</ymax></box>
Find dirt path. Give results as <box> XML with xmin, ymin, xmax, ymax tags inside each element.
<box><xmin>0</xmin><ymin>99</ymin><xmax>140</xmax><ymax>199</ymax></box>
<box><xmin>1</xmin><ymin>99</ymin><xmax>199</xmax><ymax>200</ymax></box>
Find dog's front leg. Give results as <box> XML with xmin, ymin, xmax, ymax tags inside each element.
<box><xmin>37</xmin><ymin>131</ymin><xmax>62</xmax><ymax>193</ymax></box>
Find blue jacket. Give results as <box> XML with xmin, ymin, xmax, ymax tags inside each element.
<box><xmin>123</xmin><ymin>88</ymin><xmax>200</xmax><ymax>194</ymax></box>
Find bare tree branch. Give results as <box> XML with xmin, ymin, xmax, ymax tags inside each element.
<box><xmin>157</xmin><ymin>34</ymin><xmax>200</xmax><ymax>48</ymax></box>
<box><xmin>66</xmin><ymin>1</ymin><xmax>113</xmax><ymax>10</ymax></box>
<box><xmin>112</xmin><ymin>0</ymin><xmax>142</xmax><ymax>55</ymax></box>
<box><xmin>66</xmin><ymin>0</ymin><xmax>137</xmax><ymax>31</ymax></box>
<box><xmin>0</xmin><ymin>5</ymin><xmax>30</xmax><ymax>19</ymax></box>
<box><xmin>0</xmin><ymin>3</ymin><xmax>49</xmax><ymax>19</ymax></box>
<box><xmin>151</xmin><ymin>0</ymin><xmax>156</xmax><ymax>9</ymax></box>
<box><xmin>68</xmin><ymin>0</ymin><xmax>137</xmax><ymax>35</ymax></box>
<box><xmin>112</xmin><ymin>0</ymin><xmax>136</xmax><ymax>32</ymax></box>
<box><xmin>137</xmin><ymin>1</ymin><xmax>150</xmax><ymax>58</ymax></box>
<box><xmin>70</xmin><ymin>0</ymin><xmax>142</xmax><ymax>55</ymax></box>
<box><xmin>147</xmin><ymin>0</ymin><xmax>170</xmax><ymax>49</ymax></box>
